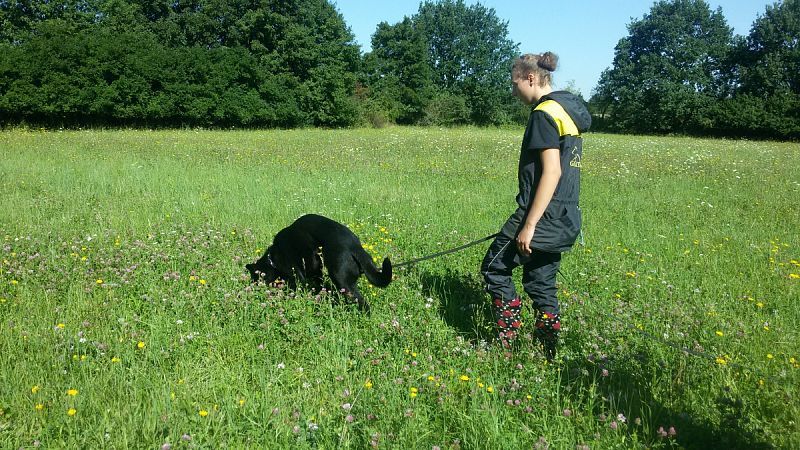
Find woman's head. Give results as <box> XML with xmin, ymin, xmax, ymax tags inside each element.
<box><xmin>511</xmin><ymin>52</ymin><xmax>558</xmax><ymax>104</ymax></box>
<box><xmin>512</xmin><ymin>52</ymin><xmax>558</xmax><ymax>87</ymax></box>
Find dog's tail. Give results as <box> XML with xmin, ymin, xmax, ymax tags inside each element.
<box><xmin>354</xmin><ymin>248</ymin><xmax>392</xmax><ymax>288</ymax></box>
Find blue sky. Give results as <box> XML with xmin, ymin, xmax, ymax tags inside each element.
<box><xmin>333</xmin><ymin>0</ymin><xmax>773</xmax><ymax>98</ymax></box>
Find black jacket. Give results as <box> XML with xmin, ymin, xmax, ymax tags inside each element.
<box><xmin>517</xmin><ymin>91</ymin><xmax>591</xmax><ymax>253</ymax></box>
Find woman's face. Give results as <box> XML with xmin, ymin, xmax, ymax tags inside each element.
<box><xmin>512</xmin><ymin>73</ymin><xmax>538</xmax><ymax>105</ymax></box>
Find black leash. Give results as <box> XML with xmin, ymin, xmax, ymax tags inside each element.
<box><xmin>394</xmin><ymin>233</ymin><xmax>499</xmax><ymax>269</ymax></box>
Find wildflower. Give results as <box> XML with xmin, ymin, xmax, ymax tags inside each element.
<box><xmin>715</xmin><ymin>357</ymin><xmax>727</xmax><ymax>365</ymax></box>
<box><xmin>767</xmin><ymin>353</ymin><xmax>774</xmax><ymax>359</ymax></box>
<box><xmin>756</xmin><ymin>302</ymin><xmax>764</xmax><ymax>308</ymax></box>
<box><xmin>55</xmin><ymin>323</ymin><xmax>65</xmax><ymax>330</ymax></box>
<box><xmin>111</xmin><ymin>357</ymin><xmax>121</xmax><ymax>363</ymax></box>
<box><xmin>610</xmin><ymin>421</ymin><xmax>618</xmax><ymax>430</ymax></box>
<box><xmin>31</xmin><ymin>385</ymin><xmax>40</xmax><ymax>394</ymax></box>
<box><xmin>238</xmin><ymin>399</ymin><xmax>245</xmax><ymax>407</ymax></box>
<box><xmin>161</xmin><ymin>444</ymin><xmax>172</xmax><ymax>450</ymax></box>
<box><xmin>199</xmin><ymin>279</ymin><xmax>207</xmax><ymax>285</ymax></box>
<box><xmin>617</xmin><ymin>413</ymin><xmax>627</xmax><ymax>423</ymax></box>
<box><xmin>409</xmin><ymin>387</ymin><xmax>418</xmax><ymax>398</ymax></box>
<box><xmin>715</xmin><ymin>331</ymin><xmax>724</xmax><ymax>337</ymax></box>
<box><xmin>341</xmin><ymin>403</ymin><xmax>352</xmax><ymax>411</ymax></box>
<box><xmin>137</xmin><ymin>341</ymin><xmax>145</xmax><ymax>349</ymax></box>
<box><xmin>67</xmin><ymin>389</ymin><xmax>78</xmax><ymax>396</ymax></box>
<box><xmin>67</xmin><ymin>408</ymin><xmax>77</xmax><ymax>416</ymax></box>
<box><xmin>789</xmin><ymin>273</ymin><xmax>799</xmax><ymax>279</ymax></box>
<box><xmin>563</xmin><ymin>409</ymin><xmax>572</xmax><ymax>417</ymax></box>
<box><xmin>276</xmin><ymin>362</ymin><xmax>285</xmax><ymax>369</ymax></box>
<box><xmin>459</xmin><ymin>375</ymin><xmax>470</xmax><ymax>382</ymax></box>
<box><xmin>199</xmin><ymin>410</ymin><xmax>208</xmax><ymax>417</ymax></box>
<box><xmin>486</xmin><ymin>386</ymin><xmax>494</xmax><ymax>393</ymax></box>
<box><xmin>364</xmin><ymin>380</ymin><xmax>373</xmax><ymax>389</ymax></box>
<box><xmin>96</xmin><ymin>279</ymin><xmax>103</xmax><ymax>285</ymax></box>
<box><xmin>35</xmin><ymin>404</ymin><xmax>44</xmax><ymax>411</ymax></box>
<box><xmin>668</xmin><ymin>426</ymin><xmax>677</xmax><ymax>437</ymax></box>
<box><xmin>181</xmin><ymin>434</ymin><xmax>191</xmax><ymax>441</ymax></box>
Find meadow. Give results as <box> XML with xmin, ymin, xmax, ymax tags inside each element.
<box><xmin>0</xmin><ymin>127</ymin><xmax>798</xmax><ymax>449</ymax></box>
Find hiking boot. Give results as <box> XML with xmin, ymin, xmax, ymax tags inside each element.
<box><xmin>493</xmin><ymin>297</ymin><xmax>522</xmax><ymax>349</ymax></box>
<box><xmin>535</xmin><ymin>311</ymin><xmax>560</xmax><ymax>361</ymax></box>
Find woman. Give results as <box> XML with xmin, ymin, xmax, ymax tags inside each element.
<box><xmin>481</xmin><ymin>52</ymin><xmax>591</xmax><ymax>361</ymax></box>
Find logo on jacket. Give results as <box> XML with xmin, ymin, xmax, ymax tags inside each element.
<box><xmin>569</xmin><ymin>146</ymin><xmax>581</xmax><ymax>168</ymax></box>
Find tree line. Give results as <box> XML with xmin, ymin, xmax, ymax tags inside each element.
<box><xmin>0</xmin><ymin>0</ymin><xmax>798</xmax><ymax>138</ymax></box>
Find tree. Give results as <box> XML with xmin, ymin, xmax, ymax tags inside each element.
<box><xmin>415</xmin><ymin>0</ymin><xmax>518</xmax><ymax>125</ymax></box>
<box><xmin>594</xmin><ymin>0</ymin><xmax>733</xmax><ymax>134</ymax></box>
<box><xmin>363</xmin><ymin>18</ymin><xmax>434</xmax><ymax>124</ymax></box>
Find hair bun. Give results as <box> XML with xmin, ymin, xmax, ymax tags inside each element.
<box><xmin>537</xmin><ymin>52</ymin><xmax>558</xmax><ymax>72</ymax></box>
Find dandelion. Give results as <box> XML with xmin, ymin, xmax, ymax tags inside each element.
<box><xmin>409</xmin><ymin>387</ymin><xmax>418</xmax><ymax>398</ymax></box>
<box><xmin>111</xmin><ymin>357</ymin><xmax>121</xmax><ymax>363</ymax></box>
<box><xmin>67</xmin><ymin>389</ymin><xmax>78</xmax><ymax>396</ymax></box>
<box><xmin>137</xmin><ymin>341</ymin><xmax>145</xmax><ymax>349</ymax></box>
<box><xmin>55</xmin><ymin>323</ymin><xmax>65</xmax><ymax>330</ymax></box>
<box><xmin>238</xmin><ymin>399</ymin><xmax>245</xmax><ymax>407</ymax></box>
<box><xmin>789</xmin><ymin>273</ymin><xmax>799</xmax><ymax>279</ymax></box>
<box><xmin>459</xmin><ymin>375</ymin><xmax>470</xmax><ymax>382</ymax></box>
<box><xmin>715</xmin><ymin>357</ymin><xmax>727</xmax><ymax>365</ymax></box>
<box><xmin>364</xmin><ymin>380</ymin><xmax>373</xmax><ymax>389</ymax></box>
<box><xmin>31</xmin><ymin>385</ymin><xmax>40</xmax><ymax>394</ymax></box>
<box><xmin>486</xmin><ymin>386</ymin><xmax>494</xmax><ymax>393</ymax></box>
<box><xmin>715</xmin><ymin>331</ymin><xmax>724</xmax><ymax>337</ymax></box>
<box><xmin>67</xmin><ymin>408</ymin><xmax>77</xmax><ymax>416</ymax></box>
<box><xmin>199</xmin><ymin>410</ymin><xmax>208</xmax><ymax>417</ymax></box>
<box><xmin>96</xmin><ymin>279</ymin><xmax>103</xmax><ymax>285</ymax></box>
<box><xmin>199</xmin><ymin>279</ymin><xmax>207</xmax><ymax>285</ymax></box>
<box><xmin>35</xmin><ymin>404</ymin><xmax>44</xmax><ymax>411</ymax></box>
<box><xmin>767</xmin><ymin>353</ymin><xmax>774</xmax><ymax>359</ymax></box>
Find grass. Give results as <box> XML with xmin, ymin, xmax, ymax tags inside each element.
<box><xmin>0</xmin><ymin>127</ymin><xmax>798</xmax><ymax>449</ymax></box>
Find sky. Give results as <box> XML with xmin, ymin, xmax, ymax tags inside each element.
<box><xmin>332</xmin><ymin>0</ymin><xmax>774</xmax><ymax>98</ymax></box>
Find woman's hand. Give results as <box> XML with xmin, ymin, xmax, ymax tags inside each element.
<box><xmin>516</xmin><ymin>224</ymin><xmax>535</xmax><ymax>256</ymax></box>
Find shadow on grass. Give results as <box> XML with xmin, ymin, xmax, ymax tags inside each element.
<box><xmin>417</xmin><ymin>268</ymin><xmax>495</xmax><ymax>342</ymax></box>
<box><xmin>556</xmin><ymin>345</ymin><xmax>775</xmax><ymax>449</ymax></box>
<box><xmin>417</xmin><ymin>268</ymin><xmax>775</xmax><ymax>449</ymax></box>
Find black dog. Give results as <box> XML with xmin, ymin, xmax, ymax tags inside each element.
<box><xmin>246</xmin><ymin>214</ymin><xmax>392</xmax><ymax>313</ymax></box>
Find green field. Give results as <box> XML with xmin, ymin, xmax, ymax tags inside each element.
<box><xmin>1</xmin><ymin>128</ymin><xmax>798</xmax><ymax>449</ymax></box>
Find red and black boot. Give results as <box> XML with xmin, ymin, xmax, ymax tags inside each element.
<box><xmin>535</xmin><ymin>311</ymin><xmax>560</xmax><ymax>361</ymax></box>
<box><xmin>493</xmin><ymin>297</ymin><xmax>522</xmax><ymax>349</ymax></box>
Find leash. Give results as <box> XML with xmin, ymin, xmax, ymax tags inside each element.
<box><xmin>394</xmin><ymin>233</ymin><xmax>499</xmax><ymax>269</ymax></box>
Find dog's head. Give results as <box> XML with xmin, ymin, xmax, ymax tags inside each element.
<box><xmin>246</xmin><ymin>246</ymin><xmax>279</xmax><ymax>283</ymax></box>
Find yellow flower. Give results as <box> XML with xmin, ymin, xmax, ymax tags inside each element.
<box><xmin>95</xmin><ymin>279</ymin><xmax>103</xmax><ymax>285</ymax></box>
<box><xmin>459</xmin><ymin>375</ymin><xmax>470</xmax><ymax>382</ymax></box>
<box><xmin>767</xmin><ymin>353</ymin><xmax>774</xmax><ymax>359</ymax></box>
<box><xmin>715</xmin><ymin>331</ymin><xmax>724</xmax><ymax>337</ymax></box>
<box><xmin>189</xmin><ymin>275</ymin><xmax>197</xmax><ymax>282</ymax></box>
<box><xmin>238</xmin><ymin>399</ymin><xmax>246</xmax><ymax>407</ymax></box>
<box><xmin>137</xmin><ymin>341</ymin><xmax>145</xmax><ymax>349</ymax></box>
<box><xmin>409</xmin><ymin>387</ymin><xmax>418</xmax><ymax>398</ymax></box>
<box><xmin>35</xmin><ymin>404</ymin><xmax>44</xmax><ymax>411</ymax></box>
<box><xmin>67</xmin><ymin>389</ymin><xmax>78</xmax><ymax>396</ymax></box>
<box><xmin>111</xmin><ymin>357</ymin><xmax>121</xmax><ymax>363</ymax></box>
<box><xmin>56</xmin><ymin>323</ymin><xmax>65</xmax><ymax>329</ymax></box>
<box><xmin>715</xmin><ymin>357</ymin><xmax>727</xmax><ymax>365</ymax></box>
<box><xmin>427</xmin><ymin>375</ymin><xmax>435</xmax><ymax>382</ymax></box>
<box><xmin>364</xmin><ymin>380</ymin><xmax>373</xmax><ymax>389</ymax></box>
<box><xmin>31</xmin><ymin>385</ymin><xmax>40</xmax><ymax>394</ymax></box>
<box><xmin>478</xmin><ymin>382</ymin><xmax>484</xmax><ymax>388</ymax></box>
<box><xmin>199</xmin><ymin>410</ymin><xmax>209</xmax><ymax>417</ymax></box>
<box><xmin>199</xmin><ymin>279</ymin><xmax>207</xmax><ymax>285</ymax></box>
<box><xmin>756</xmin><ymin>302</ymin><xmax>764</xmax><ymax>308</ymax></box>
<box><xmin>67</xmin><ymin>408</ymin><xmax>77</xmax><ymax>416</ymax></box>
<box><xmin>789</xmin><ymin>273</ymin><xmax>799</xmax><ymax>279</ymax></box>
<box><xmin>486</xmin><ymin>386</ymin><xmax>494</xmax><ymax>393</ymax></box>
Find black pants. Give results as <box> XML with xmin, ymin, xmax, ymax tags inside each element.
<box><xmin>481</xmin><ymin>208</ymin><xmax>562</xmax><ymax>315</ymax></box>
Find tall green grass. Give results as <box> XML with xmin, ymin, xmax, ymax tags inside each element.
<box><xmin>1</xmin><ymin>128</ymin><xmax>798</xmax><ymax>449</ymax></box>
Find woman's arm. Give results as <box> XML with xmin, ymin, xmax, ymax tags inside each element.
<box><xmin>516</xmin><ymin>147</ymin><xmax>561</xmax><ymax>256</ymax></box>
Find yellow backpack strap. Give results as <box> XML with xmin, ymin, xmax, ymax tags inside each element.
<box><xmin>534</xmin><ymin>100</ymin><xmax>580</xmax><ymax>137</ymax></box>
